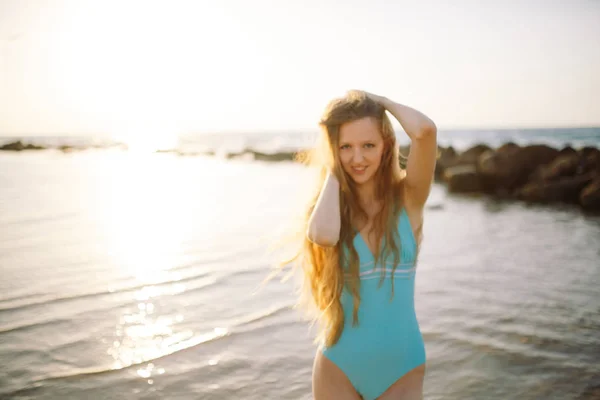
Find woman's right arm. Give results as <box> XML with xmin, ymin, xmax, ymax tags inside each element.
<box><xmin>306</xmin><ymin>171</ymin><xmax>341</xmax><ymax>247</ymax></box>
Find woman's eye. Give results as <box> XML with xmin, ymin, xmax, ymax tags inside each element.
<box><xmin>364</xmin><ymin>143</ymin><xmax>374</xmax><ymax>148</ymax></box>
<box><xmin>340</xmin><ymin>145</ymin><xmax>350</xmax><ymax>150</ymax></box>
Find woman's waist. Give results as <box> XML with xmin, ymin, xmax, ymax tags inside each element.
<box><xmin>330</xmin><ymin>309</ymin><xmax>424</xmax><ymax>353</ymax></box>
<box><xmin>340</xmin><ymin>291</ymin><xmax>417</xmax><ymax>322</ymax></box>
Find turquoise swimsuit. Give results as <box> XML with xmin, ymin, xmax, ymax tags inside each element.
<box><xmin>321</xmin><ymin>208</ymin><xmax>426</xmax><ymax>400</ymax></box>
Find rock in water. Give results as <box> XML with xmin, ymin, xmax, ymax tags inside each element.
<box><xmin>434</xmin><ymin>144</ymin><xmax>490</xmax><ymax>182</ymax></box>
<box><xmin>478</xmin><ymin>144</ymin><xmax>559</xmax><ymax>192</ymax></box>
<box><xmin>455</xmin><ymin>144</ymin><xmax>492</xmax><ymax>166</ymax></box>
<box><xmin>444</xmin><ymin>165</ymin><xmax>482</xmax><ymax>193</ymax></box>
<box><xmin>0</xmin><ymin>140</ymin><xmax>45</xmax><ymax>151</ymax></box>
<box><xmin>434</xmin><ymin>146</ymin><xmax>458</xmax><ymax>180</ymax></box>
<box><xmin>531</xmin><ymin>151</ymin><xmax>580</xmax><ymax>182</ymax></box>
<box><xmin>516</xmin><ymin>173</ymin><xmax>595</xmax><ymax>204</ymax></box>
<box><xmin>580</xmin><ymin>178</ymin><xmax>600</xmax><ymax>210</ymax></box>
<box><xmin>578</xmin><ymin>147</ymin><xmax>600</xmax><ymax>175</ymax></box>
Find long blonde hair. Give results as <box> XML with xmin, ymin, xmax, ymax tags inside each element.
<box><xmin>277</xmin><ymin>91</ymin><xmax>411</xmax><ymax>347</ymax></box>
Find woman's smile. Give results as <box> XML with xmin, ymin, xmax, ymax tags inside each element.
<box><xmin>351</xmin><ymin>166</ymin><xmax>367</xmax><ymax>175</ymax></box>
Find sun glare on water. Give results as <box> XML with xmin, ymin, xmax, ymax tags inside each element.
<box><xmin>113</xmin><ymin>127</ymin><xmax>180</xmax><ymax>154</ymax></box>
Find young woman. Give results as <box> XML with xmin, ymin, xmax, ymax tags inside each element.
<box><xmin>293</xmin><ymin>90</ymin><xmax>437</xmax><ymax>399</ymax></box>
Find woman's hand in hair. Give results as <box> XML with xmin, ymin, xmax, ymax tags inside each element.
<box><xmin>354</xmin><ymin>90</ymin><xmax>389</xmax><ymax>107</ymax></box>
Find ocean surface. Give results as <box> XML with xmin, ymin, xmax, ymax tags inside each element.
<box><xmin>1</xmin><ymin>128</ymin><xmax>600</xmax><ymax>399</ymax></box>
<box><xmin>2</xmin><ymin>126</ymin><xmax>600</xmax><ymax>155</ymax></box>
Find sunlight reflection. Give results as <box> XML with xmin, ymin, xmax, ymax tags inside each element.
<box><xmin>113</xmin><ymin>128</ymin><xmax>180</xmax><ymax>154</ymax></box>
<box><xmin>107</xmin><ymin>283</ymin><xmax>229</xmax><ymax>378</ymax></box>
<box><xmin>94</xmin><ymin>155</ymin><xmax>200</xmax><ymax>378</ymax></box>
<box><xmin>97</xmin><ymin>155</ymin><xmax>192</xmax><ymax>283</ymax></box>
<box><xmin>91</xmin><ymin>153</ymin><xmax>229</xmax><ymax>381</ymax></box>
<box><xmin>109</xmin><ymin>283</ymin><xmax>230</xmax><ymax>375</ymax></box>
<box><xmin>108</xmin><ymin>294</ymin><xmax>191</xmax><ymax>369</ymax></box>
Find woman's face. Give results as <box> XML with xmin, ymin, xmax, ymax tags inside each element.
<box><xmin>338</xmin><ymin>117</ymin><xmax>384</xmax><ymax>185</ymax></box>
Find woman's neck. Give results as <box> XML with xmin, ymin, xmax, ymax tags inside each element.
<box><xmin>356</xmin><ymin>179</ymin><xmax>378</xmax><ymax>211</ymax></box>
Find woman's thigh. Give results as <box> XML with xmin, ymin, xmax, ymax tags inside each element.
<box><xmin>376</xmin><ymin>364</ymin><xmax>425</xmax><ymax>400</ymax></box>
<box><xmin>312</xmin><ymin>350</ymin><xmax>363</xmax><ymax>400</ymax></box>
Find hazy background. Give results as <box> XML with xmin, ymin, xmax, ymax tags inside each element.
<box><xmin>1</xmin><ymin>0</ymin><xmax>599</xmax><ymax>142</ymax></box>
<box><xmin>1</xmin><ymin>1</ymin><xmax>600</xmax><ymax>399</ymax></box>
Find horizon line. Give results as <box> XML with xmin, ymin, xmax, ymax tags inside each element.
<box><xmin>1</xmin><ymin>124</ymin><xmax>600</xmax><ymax>138</ymax></box>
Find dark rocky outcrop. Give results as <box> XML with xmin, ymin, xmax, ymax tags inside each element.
<box><xmin>435</xmin><ymin>143</ymin><xmax>600</xmax><ymax>211</ymax></box>
<box><xmin>580</xmin><ymin>178</ymin><xmax>600</xmax><ymax>210</ymax></box>
<box><xmin>0</xmin><ymin>140</ymin><xmax>46</xmax><ymax>151</ymax></box>
<box><xmin>530</xmin><ymin>150</ymin><xmax>580</xmax><ymax>182</ymax></box>
<box><xmin>516</xmin><ymin>173</ymin><xmax>595</xmax><ymax>204</ymax></box>
<box><xmin>443</xmin><ymin>165</ymin><xmax>483</xmax><ymax>193</ymax></box>
<box><xmin>477</xmin><ymin>144</ymin><xmax>560</xmax><ymax>192</ymax></box>
<box><xmin>433</xmin><ymin>144</ymin><xmax>491</xmax><ymax>181</ymax></box>
<box><xmin>455</xmin><ymin>144</ymin><xmax>493</xmax><ymax>166</ymax></box>
<box><xmin>434</xmin><ymin>146</ymin><xmax>458</xmax><ymax>180</ymax></box>
<box><xmin>251</xmin><ymin>150</ymin><xmax>296</xmax><ymax>162</ymax></box>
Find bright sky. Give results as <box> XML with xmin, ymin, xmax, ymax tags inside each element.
<box><xmin>1</xmin><ymin>0</ymin><xmax>599</xmax><ymax>139</ymax></box>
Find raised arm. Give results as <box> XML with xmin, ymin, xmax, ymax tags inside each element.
<box><xmin>365</xmin><ymin>92</ymin><xmax>438</xmax><ymax>208</ymax></box>
<box><xmin>306</xmin><ymin>171</ymin><xmax>341</xmax><ymax>247</ymax></box>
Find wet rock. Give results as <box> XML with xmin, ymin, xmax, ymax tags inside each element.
<box><xmin>496</xmin><ymin>142</ymin><xmax>521</xmax><ymax>153</ymax></box>
<box><xmin>0</xmin><ymin>140</ymin><xmax>46</xmax><ymax>151</ymax></box>
<box><xmin>580</xmin><ymin>178</ymin><xmax>600</xmax><ymax>210</ymax></box>
<box><xmin>252</xmin><ymin>150</ymin><xmax>296</xmax><ymax>162</ymax></box>
<box><xmin>434</xmin><ymin>146</ymin><xmax>458</xmax><ymax>180</ymax></box>
<box><xmin>577</xmin><ymin>147</ymin><xmax>600</xmax><ymax>175</ymax></box>
<box><xmin>435</xmin><ymin>143</ymin><xmax>491</xmax><ymax>181</ymax></box>
<box><xmin>477</xmin><ymin>144</ymin><xmax>521</xmax><ymax>194</ymax></box>
<box><xmin>59</xmin><ymin>145</ymin><xmax>78</xmax><ymax>153</ymax></box>
<box><xmin>531</xmin><ymin>151</ymin><xmax>581</xmax><ymax>182</ymax></box>
<box><xmin>444</xmin><ymin>164</ymin><xmax>482</xmax><ymax>193</ymax></box>
<box><xmin>225</xmin><ymin>151</ymin><xmax>246</xmax><ymax>159</ymax></box>
<box><xmin>455</xmin><ymin>144</ymin><xmax>492</xmax><ymax>166</ymax></box>
<box><xmin>516</xmin><ymin>173</ymin><xmax>595</xmax><ymax>204</ymax></box>
<box><xmin>477</xmin><ymin>144</ymin><xmax>559</xmax><ymax>191</ymax></box>
<box><xmin>399</xmin><ymin>145</ymin><xmax>411</xmax><ymax>169</ymax></box>
<box><xmin>558</xmin><ymin>145</ymin><xmax>576</xmax><ymax>156</ymax></box>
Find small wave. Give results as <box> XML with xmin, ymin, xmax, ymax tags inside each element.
<box><xmin>28</xmin><ymin>327</ymin><xmax>231</xmax><ymax>383</ymax></box>
<box><xmin>15</xmin><ymin>304</ymin><xmax>292</xmax><ymax>384</ymax></box>
<box><xmin>0</xmin><ymin>271</ymin><xmax>214</xmax><ymax>314</ymax></box>
<box><xmin>0</xmin><ymin>383</ymin><xmax>45</xmax><ymax>400</ymax></box>
<box><xmin>169</xmin><ymin>246</ymin><xmax>262</xmax><ymax>273</ymax></box>
<box><xmin>0</xmin><ymin>317</ymin><xmax>75</xmax><ymax>336</ymax></box>
<box><xmin>0</xmin><ymin>275</ymin><xmax>219</xmax><ymax>335</ymax></box>
<box><xmin>233</xmin><ymin>302</ymin><xmax>294</xmax><ymax>328</ymax></box>
<box><xmin>1</xmin><ymin>303</ymin><xmax>296</xmax><ymax>398</ymax></box>
<box><xmin>444</xmin><ymin>329</ymin><xmax>573</xmax><ymax>365</ymax></box>
<box><xmin>0</xmin><ymin>291</ymin><xmax>50</xmax><ymax>305</ymax></box>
